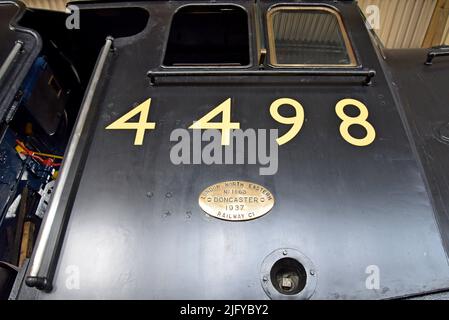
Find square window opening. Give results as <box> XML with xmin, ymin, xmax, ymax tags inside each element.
<box><xmin>163</xmin><ymin>5</ymin><xmax>250</xmax><ymax>67</ymax></box>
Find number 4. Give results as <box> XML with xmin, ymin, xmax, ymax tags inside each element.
<box><xmin>105</xmin><ymin>98</ymin><xmax>156</xmax><ymax>145</ymax></box>
<box><xmin>189</xmin><ymin>98</ymin><xmax>240</xmax><ymax>145</ymax></box>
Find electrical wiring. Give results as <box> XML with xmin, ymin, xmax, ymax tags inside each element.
<box><xmin>15</xmin><ymin>140</ymin><xmax>63</xmax><ymax>168</ymax></box>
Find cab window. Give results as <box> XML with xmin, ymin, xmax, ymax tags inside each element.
<box><xmin>267</xmin><ymin>6</ymin><xmax>357</xmax><ymax>67</ymax></box>
<box><xmin>164</xmin><ymin>5</ymin><xmax>250</xmax><ymax>66</ymax></box>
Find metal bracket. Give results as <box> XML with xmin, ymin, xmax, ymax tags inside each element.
<box><xmin>425</xmin><ymin>46</ymin><xmax>449</xmax><ymax>65</ymax></box>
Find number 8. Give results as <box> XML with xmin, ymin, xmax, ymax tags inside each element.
<box><xmin>335</xmin><ymin>98</ymin><xmax>376</xmax><ymax>147</ymax></box>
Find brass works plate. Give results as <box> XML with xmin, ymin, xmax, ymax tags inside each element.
<box><xmin>198</xmin><ymin>181</ymin><xmax>275</xmax><ymax>221</ymax></box>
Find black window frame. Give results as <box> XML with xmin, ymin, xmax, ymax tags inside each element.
<box><xmin>161</xmin><ymin>3</ymin><xmax>253</xmax><ymax>69</ymax></box>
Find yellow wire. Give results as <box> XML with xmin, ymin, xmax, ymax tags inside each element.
<box><xmin>32</xmin><ymin>152</ymin><xmax>64</xmax><ymax>160</ymax></box>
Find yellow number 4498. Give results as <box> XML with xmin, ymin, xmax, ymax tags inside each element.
<box><xmin>105</xmin><ymin>98</ymin><xmax>156</xmax><ymax>145</ymax></box>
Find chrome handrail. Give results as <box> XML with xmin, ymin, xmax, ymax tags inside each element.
<box><xmin>26</xmin><ymin>36</ymin><xmax>114</xmax><ymax>290</ymax></box>
<box><xmin>0</xmin><ymin>40</ymin><xmax>23</xmax><ymax>82</ymax></box>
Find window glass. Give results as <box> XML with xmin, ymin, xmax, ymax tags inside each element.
<box><xmin>268</xmin><ymin>7</ymin><xmax>357</xmax><ymax>66</ymax></box>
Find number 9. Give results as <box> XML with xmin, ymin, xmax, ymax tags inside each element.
<box><xmin>270</xmin><ymin>98</ymin><xmax>305</xmax><ymax>146</ymax></box>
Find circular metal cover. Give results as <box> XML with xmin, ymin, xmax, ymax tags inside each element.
<box><xmin>260</xmin><ymin>249</ymin><xmax>317</xmax><ymax>300</ymax></box>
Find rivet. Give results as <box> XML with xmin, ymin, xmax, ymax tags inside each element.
<box><xmin>162</xmin><ymin>211</ymin><xmax>171</xmax><ymax>218</ymax></box>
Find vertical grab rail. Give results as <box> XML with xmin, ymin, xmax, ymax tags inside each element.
<box><xmin>25</xmin><ymin>36</ymin><xmax>114</xmax><ymax>291</ymax></box>
<box><xmin>0</xmin><ymin>40</ymin><xmax>23</xmax><ymax>82</ymax></box>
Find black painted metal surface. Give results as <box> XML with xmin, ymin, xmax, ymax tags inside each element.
<box><xmin>0</xmin><ymin>1</ymin><xmax>41</xmax><ymax>123</ymax></box>
<box><xmin>12</xmin><ymin>1</ymin><xmax>449</xmax><ymax>299</ymax></box>
<box><xmin>385</xmin><ymin>48</ymin><xmax>449</xmax><ymax>259</ymax></box>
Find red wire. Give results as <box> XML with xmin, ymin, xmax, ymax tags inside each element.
<box><xmin>15</xmin><ymin>140</ymin><xmax>61</xmax><ymax>168</ymax></box>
